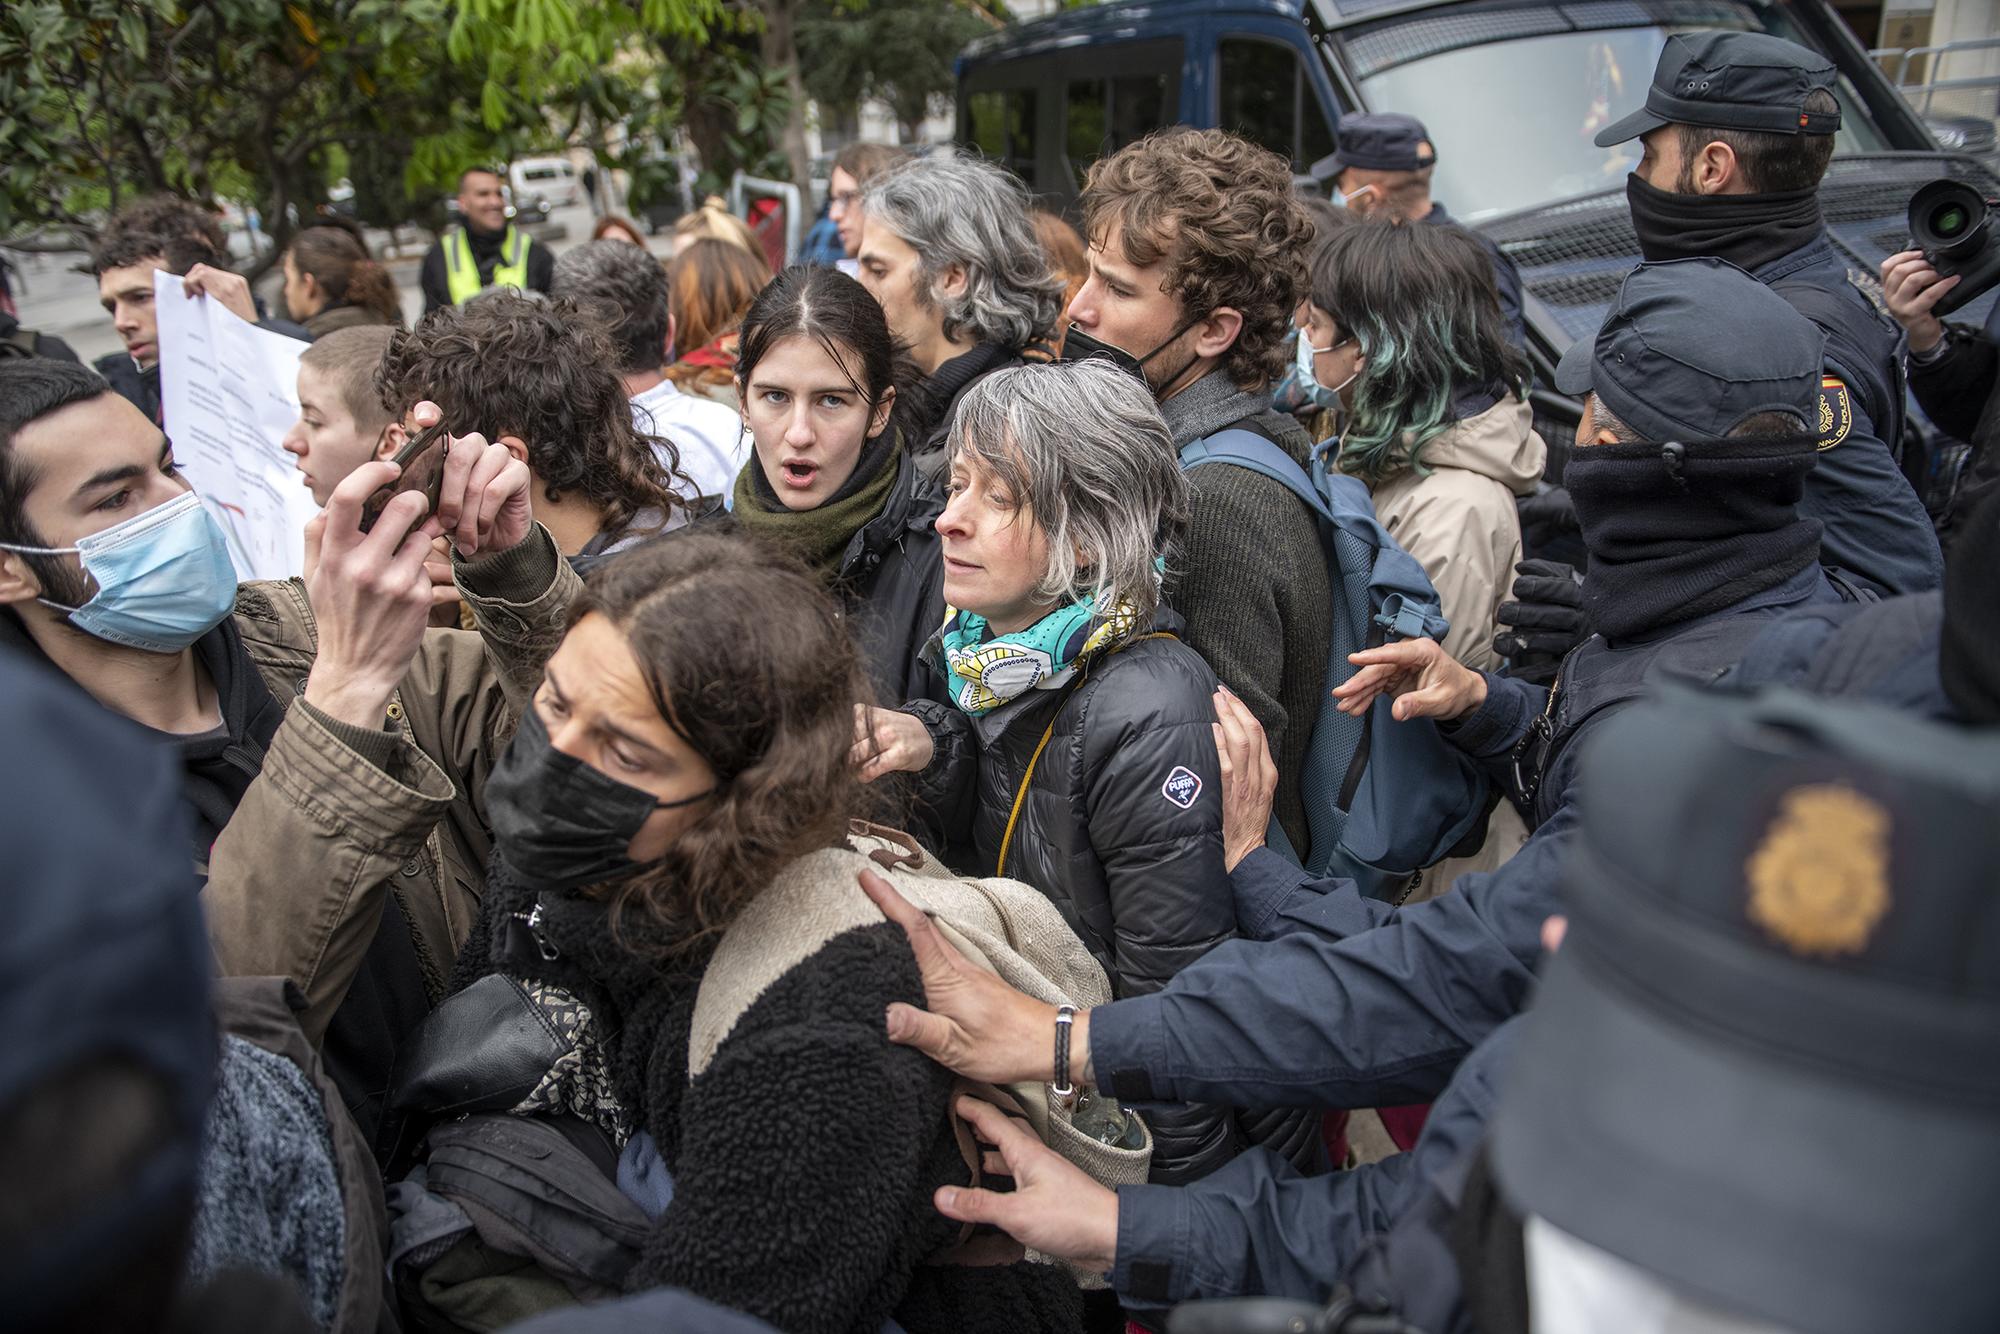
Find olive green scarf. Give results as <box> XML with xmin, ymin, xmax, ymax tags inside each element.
<box><xmin>730</xmin><ymin>430</ymin><xmax>902</xmax><ymax>577</ymax></box>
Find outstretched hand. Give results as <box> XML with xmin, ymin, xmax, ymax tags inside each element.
<box><xmin>1212</xmin><ymin>688</ymin><xmax>1275</xmax><ymax>872</ymax></box>
<box><xmin>934</xmin><ymin>1095</ymin><xmax>1120</xmax><ymax>1274</ymax></box>
<box><xmin>859</xmin><ymin>870</ymin><xmax>1062</xmax><ymax>1087</ymax></box>
<box><xmin>1333</xmin><ymin>637</ymin><xmax>1486</xmax><ymax>722</ymax></box>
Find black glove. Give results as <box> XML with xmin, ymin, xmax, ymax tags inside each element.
<box><xmin>1516</xmin><ymin>484</ymin><xmax>1585</xmax><ymax>567</ymax></box>
<box><xmin>1493</xmin><ymin>559</ymin><xmax>1587</xmax><ymax>687</ymax></box>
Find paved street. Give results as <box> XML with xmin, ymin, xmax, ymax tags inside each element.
<box><xmin>5</xmin><ymin>197</ymin><xmax>659</xmax><ymax>366</ymax></box>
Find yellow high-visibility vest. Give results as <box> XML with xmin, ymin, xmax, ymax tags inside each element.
<box><xmin>443</xmin><ymin>225</ymin><xmax>532</xmax><ymax>305</ymax></box>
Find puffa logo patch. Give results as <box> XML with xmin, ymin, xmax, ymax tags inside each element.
<box><xmin>1162</xmin><ymin>766</ymin><xmax>1203</xmax><ymax>809</ymax></box>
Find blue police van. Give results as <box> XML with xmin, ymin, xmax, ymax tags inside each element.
<box><xmin>956</xmin><ymin>0</ymin><xmax>2000</xmax><ymax>463</ymax></box>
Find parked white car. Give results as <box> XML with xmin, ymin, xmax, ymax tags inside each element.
<box><xmin>511</xmin><ymin>157</ymin><xmax>581</xmax><ymax>208</ymax></box>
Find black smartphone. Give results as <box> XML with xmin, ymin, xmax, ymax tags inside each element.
<box><xmin>358</xmin><ymin>421</ymin><xmax>449</xmax><ymax>533</ymax></box>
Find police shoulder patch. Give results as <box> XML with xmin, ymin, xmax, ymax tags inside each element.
<box><xmin>1161</xmin><ymin>766</ymin><xmax>1203</xmax><ymax>809</ymax></box>
<box><xmin>1816</xmin><ymin>374</ymin><xmax>1852</xmax><ymax>451</ymax></box>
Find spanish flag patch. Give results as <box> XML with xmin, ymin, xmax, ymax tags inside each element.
<box><xmin>1817</xmin><ymin>375</ymin><xmax>1852</xmax><ymax>451</ymax></box>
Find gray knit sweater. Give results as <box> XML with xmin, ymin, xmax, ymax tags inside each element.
<box><xmin>1160</xmin><ymin>371</ymin><xmax>1331</xmax><ymax>856</ymax></box>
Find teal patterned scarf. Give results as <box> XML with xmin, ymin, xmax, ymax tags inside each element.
<box><xmin>934</xmin><ymin>596</ymin><xmax>1141</xmax><ymax>716</ymax></box>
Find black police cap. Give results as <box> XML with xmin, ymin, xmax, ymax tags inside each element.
<box><xmin>1493</xmin><ymin>687</ymin><xmax>2000</xmax><ymax>1334</ymax></box>
<box><xmin>1309</xmin><ymin>112</ymin><xmax>1437</xmax><ymax>182</ymax></box>
<box><xmin>1554</xmin><ymin>256</ymin><xmax>1823</xmax><ymax>442</ymax></box>
<box><xmin>1594</xmin><ymin>31</ymin><xmax>1843</xmax><ymax>147</ymax></box>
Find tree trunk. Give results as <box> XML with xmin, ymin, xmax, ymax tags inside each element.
<box><xmin>759</xmin><ymin>0</ymin><xmax>814</xmax><ymax>191</ymax></box>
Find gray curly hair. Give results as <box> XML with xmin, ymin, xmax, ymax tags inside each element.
<box><xmin>862</xmin><ymin>150</ymin><xmax>1066</xmax><ymax>352</ymax></box>
<box><xmin>947</xmin><ymin>359</ymin><xmax>1189</xmax><ymax>633</ymax></box>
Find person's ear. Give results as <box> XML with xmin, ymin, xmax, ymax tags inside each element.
<box><xmin>0</xmin><ymin>550</ymin><xmax>47</xmax><ymax>606</ymax></box>
<box><xmin>1694</xmin><ymin>139</ymin><xmax>1739</xmax><ymax>195</ymax></box>
<box><xmin>867</xmin><ymin>384</ymin><xmax>897</xmax><ymax>439</ymax></box>
<box><xmin>374</xmin><ymin>421</ymin><xmax>408</xmax><ymax>461</ymax></box>
<box><xmin>302</xmin><ymin>272</ymin><xmax>323</xmax><ymax>305</ymax></box>
<box><xmin>936</xmin><ymin>262</ymin><xmax>970</xmax><ymax>303</ymax></box>
<box><xmin>1192</xmin><ymin>306</ymin><xmax>1244</xmax><ymax>362</ymax></box>
<box><xmin>497</xmin><ymin>434</ymin><xmax>531</xmax><ymax>466</ymax></box>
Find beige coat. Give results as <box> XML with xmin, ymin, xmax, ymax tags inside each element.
<box><xmin>1366</xmin><ymin>394</ymin><xmax>1546</xmax><ymax>672</ymax></box>
<box><xmin>202</xmin><ymin>528</ymin><xmax>581</xmax><ymax>1043</ymax></box>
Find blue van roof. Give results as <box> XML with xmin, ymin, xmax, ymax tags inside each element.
<box><xmin>960</xmin><ymin>0</ymin><xmax>1307</xmax><ymax>64</ymax></box>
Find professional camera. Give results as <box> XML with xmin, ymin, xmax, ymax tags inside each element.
<box><xmin>1908</xmin><ymin>178</ymin><xmax>2000</xmax><ymax>317</ymax></box>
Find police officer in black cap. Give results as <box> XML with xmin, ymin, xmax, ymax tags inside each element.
<box><xmin>846</xmin><ymin>258</ymin><xmax>1871</xmax><ymax>1320</ymax></box>
<box><xmin>1304</xmin><ymin>685</ymin><xmax>2000</xmax><ymax>1334</ymax></box>
<box><xmin>1310</xmin><ymin>112</ymin><xmax>1526</xmax><ymax>350</ymax></box>
<box><xmin>1594</xmin><ymin>30</ymin><xmax>1942</xmax><ymax>598</ymax></box>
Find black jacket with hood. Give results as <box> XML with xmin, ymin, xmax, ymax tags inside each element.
<box><xmin>903</xmin><ymin>608</ymin><xmax>1319</xmax><ymax>1184</ymax></box>
<box><xmin>831</xmin><ymin>450</ymin><xmax>949</xmax><ymax>706</ymax></box>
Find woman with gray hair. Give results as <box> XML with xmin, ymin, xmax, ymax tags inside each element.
<box><xmin>859</xmin><ymin>359</ymin><xmax>1293</xmax><ymax>1186</ymax></box>
<box><xmin>856</xmin><ymin>150</ymin><xmax>1066</xmax><ymax>478</ymax></box>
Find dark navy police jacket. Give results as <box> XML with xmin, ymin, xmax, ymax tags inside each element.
<box><xmin>1097</xmin><ymin>563</ymin><xmax>1839</xmax><ymax>1312</ymax></box>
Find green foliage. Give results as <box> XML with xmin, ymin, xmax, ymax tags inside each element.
<box><xmin>797</xmin><ymin>0</ymin><xmax>1001</xmax><ymax>135</ymax></box>
<box><xmin>0</xmin><ymin>0</ymin><xmax>724</xmax><ymax>251</ymax></box>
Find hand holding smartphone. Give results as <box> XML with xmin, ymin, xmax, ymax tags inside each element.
<box><xmin>358</xmin><ymin>421</ymin><xmax>450</xmax><ymax>534</ymax></box>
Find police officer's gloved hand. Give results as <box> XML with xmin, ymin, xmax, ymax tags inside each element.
<box><xmin>1516</xmin><ymin>484</ymin><xmax>1580</xmax><ymax>555</ymax></box>
<box><xmin>1493</xmin><ymin>559</ymin><xmax>1588</xmax><ymax>687</ymax></box>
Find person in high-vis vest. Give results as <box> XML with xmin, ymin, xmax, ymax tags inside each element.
<box><xmin>419</xmin><ymin>167</ymin><xmax>556</xmax><ymax>315</ymax></box>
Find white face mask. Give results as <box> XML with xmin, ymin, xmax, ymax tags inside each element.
<box><xmin>1526</xmin><ymin>1217</ymin><xmax>1800</xmax><ymax>1334</ymax></box>
<box><xmin>1332</xmin><ymin>181</ymin><xmax>1381</xmax><ymax>211</ymax></box>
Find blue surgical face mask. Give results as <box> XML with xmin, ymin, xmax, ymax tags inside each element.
<box><xmin>0</xmin><ymin>491</ymin><xmax>238</xmax><ymax>653</ymax></box>
<box><xmin>1294</xmin><ymin>325</ymin><xmax>1358</xmax><ymax>400</ymax></box>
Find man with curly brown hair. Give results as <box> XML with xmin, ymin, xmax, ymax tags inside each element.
<box><xmin>376</xmin><ymin>292</ymin><xmax>694</xmax><ymax>565</ymax></box>
<box><xmin>1063</xmin><ymin>128</ymin><xmax>1330</xmax><ymax>864</ymax></box>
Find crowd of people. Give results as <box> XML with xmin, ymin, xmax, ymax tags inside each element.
<box><xmin>3</xmin><ymin>28</ymin><xmax>1997</xmax><ymax>1334</ymax></box>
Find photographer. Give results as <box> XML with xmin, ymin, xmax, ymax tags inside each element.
<box><xmin>1881</xmin><ymin>247</ymin><xmax>2000</xmax><ymax>553</ymax></box>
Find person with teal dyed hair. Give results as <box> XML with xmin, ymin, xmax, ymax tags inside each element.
<box><xmin>1302</xmin><ymin>219</ymin><xmax>1547</xmax><ymax>673</ymax></box>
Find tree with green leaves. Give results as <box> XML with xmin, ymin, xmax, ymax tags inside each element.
<box><xmin>0</xmin><ymin>0</ymin><xmax>725</xmax><ymax>267</ymax></box>
<box><xmin>798</xmin><ymin>0</ymin><xmax>1002</xmax><ymax>143</ymax></box>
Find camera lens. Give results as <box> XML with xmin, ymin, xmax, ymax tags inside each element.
<box><xmin>1911</xmin><ymin>179</ymin><xmax>1990</xmax><ymax>258</ymax></box>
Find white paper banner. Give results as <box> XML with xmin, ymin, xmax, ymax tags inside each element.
<box><xmin>153</xmin><ymin>269</ymin><xmax>319</xmax><ymax>581</ymax></box>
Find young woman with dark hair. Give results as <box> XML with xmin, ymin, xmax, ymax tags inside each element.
<box><xmin>1308</xmin><ymin>218</ymin><xmax>1547</xmax><ymax>672</ymax></box>
<box><xmin>727</xmin><ymin>264</ymin><xmax>945</xmax><ymax>705</ymax></box>
<box><xmin>416</xmin><ymin>533</ymin><xmax>1081</xmax><ymax>1334</ymax></box>
<box><xmin>664</xmin><ymin>238</ymin><xmax>775</xmax><ymax>407</ymax></box>
<box><xmin>283</xmin><ymin>226</ymin><xmax>404</xmax><ymax>337</ymax></box>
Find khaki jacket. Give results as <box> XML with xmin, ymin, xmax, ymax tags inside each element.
<box><xmin>202</xmin><ymin>529</ymin><xmax>582</xmax><ymax>1043</ymax></box>
<box><xmin>1367</xmin><ymin>394</ymin><xmax>1546</xmax><ymax>672</ymax></box>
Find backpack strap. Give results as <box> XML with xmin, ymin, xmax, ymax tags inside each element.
<box><xmin>1182</xmin><ymin>430</ymin><xmax>1449</xmax><ymax>642</ymax></box>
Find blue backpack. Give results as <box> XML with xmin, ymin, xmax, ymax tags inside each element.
<box><xmin>1179</xmin><ymin>430</ymin><xmax>1494</xmax><ymax>899</ymax></box>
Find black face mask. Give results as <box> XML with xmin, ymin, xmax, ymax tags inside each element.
<box><xmin>1624</xmin><ymin>172</ymin><xmax>1823</xmax><ymax>272</ymax></box>
<box><xmin>486</xmin><ymin>708</ymin><xmax>715</xmax><ymax>892</ymax></box>
<box><xmin>1059</xmin><ymin>318</ymin><xmax>1201</xmax><ymax>392</ymax></box>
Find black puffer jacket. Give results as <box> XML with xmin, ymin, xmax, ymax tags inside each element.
<box><xmin>905</xmin><ymin>610</ymin><xmax>1317</xmax><ymax>1183</ymax></box>
<box><xmin>833</xmin><ymin>451</ymin><xmax>949</xmax><ymax>706</ymax></box>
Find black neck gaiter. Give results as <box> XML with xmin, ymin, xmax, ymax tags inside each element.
<box><xmin>1626</xmin><ymin>173</ymin><xmax>1824</xmax><ymax>272</ymax></box>
<box><xmin>1565</xmin><ymin>435</ymin><xmax>1823</xmax><ymax>643</ymax></box>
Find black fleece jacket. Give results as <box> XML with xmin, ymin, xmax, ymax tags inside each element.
<box><xmin>450</xmin><ymin>865</ymin><xmax>1080</xmax><ymax>1334</ymax></box>
<box><xmin>1910</xmin><ymin>326</ymin><xmax>2000</xmax><ymax>555</ymax></box>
